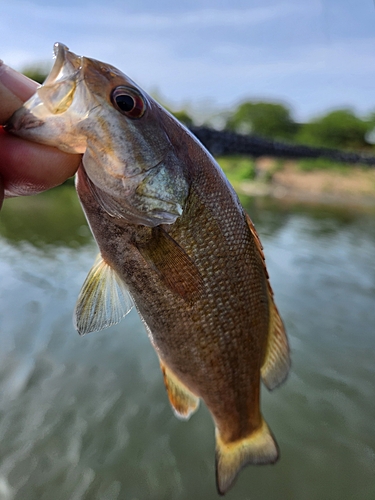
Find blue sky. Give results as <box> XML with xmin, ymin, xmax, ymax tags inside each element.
<box><xmin>2</xmin><ymin>0</ymin><xmax>375</xmax><ymax>122</ymax></box>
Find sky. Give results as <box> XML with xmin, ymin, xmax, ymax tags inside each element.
<box><xmin>2</xmin><ymin>0</ymin><xmax>375</xmax><ymax>123</ymax></box>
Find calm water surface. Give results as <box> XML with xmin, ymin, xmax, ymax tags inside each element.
<box><xmin>0</xmin><ymin>187</ymin><xmax>374</xmax><ymax>500</ymax></box>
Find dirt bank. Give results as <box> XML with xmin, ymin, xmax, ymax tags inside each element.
<box><xmin>237</xmin><ymin>158</ymin><xmax>375</xmax><ymax>206</ymax></box>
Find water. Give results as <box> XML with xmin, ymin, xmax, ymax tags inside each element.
<box><xmin>0</xmin><ymin>187</ymin><xmax>374</xmax><ymax>500</ymax></box>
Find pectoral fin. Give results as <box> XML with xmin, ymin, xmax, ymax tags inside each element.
<box><xmin>245</xmin><ymin>214</ymin><xmax>290</xmax><ymax>390</ymax></box>
<box><xmin>160</xmin><ymin>360</ymin><xmax>200</xmax><ymax>420</ymax></box>
<box><xmin>74</xmin><ymin>254</ymin><xmax>133</xmax><ymax>335</ymax></box>
<box><xmin>138</xmin><ymin>226</ymin><xmax>204</xmax><ymax>303</ymax></box>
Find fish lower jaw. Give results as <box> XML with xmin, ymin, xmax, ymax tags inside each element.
<box><xmin>6</xmin><ymin>109</ymin><xmax>44</xmax><ymax>132</ymax></box>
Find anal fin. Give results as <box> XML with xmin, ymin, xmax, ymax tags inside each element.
<box><xmin>160</xmin><ymin>360</ymin><xmax>200</xmax><ymax>420</ymax></box>
<box><xmin>215</xmin><ymin>419</ymin><xmax>278</xmax><ymax>495</ymax></box>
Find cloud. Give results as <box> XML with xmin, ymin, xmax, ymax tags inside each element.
<box><xmin>2</xmin><ymin>0</ymin><xmax>375</xmax><ymax>120</ymax></box>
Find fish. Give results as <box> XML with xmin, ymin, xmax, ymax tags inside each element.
<box><xmin>7</xmin><ymin>43</ymin><xmax>290</xmax><ymax>495</ymax></box>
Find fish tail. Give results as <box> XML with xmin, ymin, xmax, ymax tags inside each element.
<box><xmin>215</xmin><ymin>419</ymin><xmax>279</xmax><ymax>495</ymax></box>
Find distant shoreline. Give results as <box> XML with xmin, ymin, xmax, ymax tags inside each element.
<box><xmin>236</xmin><ymin>159</ymin><xmax>375</xmax><ymax>208</ymax></box>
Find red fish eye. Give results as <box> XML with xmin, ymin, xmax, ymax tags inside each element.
<box><xmin>111</xmin><ymin>87</ymin><xmax>146</xmax><ymax>119</ymax></box>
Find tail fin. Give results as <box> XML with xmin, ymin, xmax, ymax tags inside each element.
<box><xmin>215</xmin><ymin>419</ymin><xmax>279</xmax><ymax>495</ymax></box>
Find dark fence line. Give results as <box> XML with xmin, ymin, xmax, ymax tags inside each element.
<box><xmin>189</xmin><ymin>126</ymin><xmax>375</xmax><ymax>166</ymax></box>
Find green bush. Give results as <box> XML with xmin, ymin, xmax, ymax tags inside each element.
<box><xmin>226</xmin><ymin>101</ymin><xmax>298</xmax><ymax>140</ymax></box>
<box><xmin>296</xmin><ymin>109</ymin><xmax>369</xmax><ymax>149</ymax></box>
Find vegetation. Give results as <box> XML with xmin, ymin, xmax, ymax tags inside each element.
<box><xmin>217</xmin><ymin>156</ymin><xmax>256</xmax><ymax>184</ymax></box>
<box><xmin>296</xmin><ymin>109</ymin><xmax>370</xmax><ymax>149</ymax></box>
<box><xmin>297</xmin><ymin>158</ymin><xmax>354</xmax><ymax>173</ymax></box>
<box><xmin>170</xmin><ymin>109</ymin><xmax>194</xmax><ymax>127</ymax></box>
<box><xmin>22</xmin><ymin>65</ymin><xmax>49</xmax><ymax>84</ymax></box>
<box><xmin>225</xmin><ymin>101</ymin><xmax>297</xmax><ymax>140</ymax></box>
<box><xmin>224</xmin><ymin>102</ymin><xmax>375</xmax><ymax>152</ymax></box>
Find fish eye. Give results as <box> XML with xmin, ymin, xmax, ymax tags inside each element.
<box><xmin>111</xmin><ymin>86</ymin><xmax>146</xmax><ymax>119</ymax></box>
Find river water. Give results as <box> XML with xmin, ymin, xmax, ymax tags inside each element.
<box><xmin>0</xmin><ymin>187</ymin><xmax>374</xmax><ymax>500</ymax></box>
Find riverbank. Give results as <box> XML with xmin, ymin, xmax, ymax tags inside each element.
<box><xmin>227</xmin><ymin>157</ymin><xmax>375</xmax><ymax>207</ymax></box>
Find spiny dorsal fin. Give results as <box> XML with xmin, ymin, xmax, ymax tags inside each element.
<box><xmin>245</xmin><ymin>214</ymin><xmax>290</xmax><ymax>390</ymax></box>
<box><xmin>74</xmin><ymin>254</ymin><xmax>133</xmax><ymax>335</ymax></box>
<box><xmin>160</xmin><ymin>359</ymin><xmax>200</xmax><ymax>420</ymax></box>
<box><xmin>138</xmin><ymin>226</ymin><xmax>204</xmax><ymax>303</ymax></box>
<box><xmin>215</xmin><ymin>419</ymin><xmax>279</xmax><ymax>495</ymax></box>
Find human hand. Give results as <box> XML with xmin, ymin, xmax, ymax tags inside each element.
<box><xmin>0</xmin><ymin>62</ymin><xmax>81</xmax><ymax>208</ymax></box>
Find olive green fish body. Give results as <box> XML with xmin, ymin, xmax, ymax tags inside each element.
<box><xmin>77</xmin><ymin>136</ymin><xmax>269</xmax><ymax>436</ymax></box>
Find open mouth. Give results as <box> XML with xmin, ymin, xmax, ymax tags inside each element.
<box><xmin>5</xmin><ymin>43</ymin><xmax>85</xmax><ymax>133</ymax></box>
<box><xmin>43</xmin><ymin>43</ymin><xmax>83</xmax><ymax>87</ymax></box>
<box><xmin>32</xmin><ymin>43</ymin><xmax>85</xmax><ymax>115</ymax></box>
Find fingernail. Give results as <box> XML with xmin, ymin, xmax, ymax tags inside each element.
<box><xmin>0</xmin><ymin>61</ymin><xmax>38</xmax><ymax>102</ymax></box>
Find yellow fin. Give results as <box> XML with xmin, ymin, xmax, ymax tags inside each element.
<box><xmin>215</xmin><ymin>419</ymin><xmax>279</xmax><ymax>495</ymax></box>
<box><xmin>160</xmin><ymin>360</ymin><xmax>200</xmax><ymax>420</ymax></box>
<box><xmin>245</xmin><ymin>214</ymin><xmax>290</xmax><ymax>390</ymax></box>
<box><xmin>261</xmin><ymin>295</ymin><xmax>290</xmax><ymax>390</ymax></box>
<box><xmin>74</xmin><ymin>254</ymin><xmax>133</xmax><ymax>335</ymax></box>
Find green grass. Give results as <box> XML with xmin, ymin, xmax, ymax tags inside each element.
<box><xmin>296</xmin><ymin>158</ymin><xmax>357</xmax><ymax>173</ymax></box>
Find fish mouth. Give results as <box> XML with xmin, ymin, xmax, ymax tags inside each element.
<box><xmin>9</xmin><ymin>43</ymin><xmax>84</xmax><ymax>129</ymax></box>
<box><xmin>32</xmin><ymin>43</ymin><xmax>85</xmax><ymax>116</ymax></box>
<box><xmin>44</xmin><ymin>42</ymin><xmax>83</xmax><ymax>86</ymax></box>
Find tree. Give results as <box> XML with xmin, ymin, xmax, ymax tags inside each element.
<box><xmin>225</xmin><ymin>101</ymin><xmax>297</xmax><ymax>140</ymax></box>
<box><xmin>363</xmin><ymin>110</ymin><xmax>375</xmax><ymax>145</ymax></box>
<box><xmin>297</xmin><ymin>109</ymin><xmax>369</xmax><ymax>149</ymax></box>
<box><xmin>22</xmin><ymin>65</ymin><xmax>49</xmax><ymax>84</ymax></box>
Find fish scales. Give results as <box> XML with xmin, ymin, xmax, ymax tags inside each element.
<box><xmin>7</xmin><ymin>43</ymin><xmax>290</xmax><ymax>495</ymax></box>
<box><xmin>77</xmin><ymin>129</ymin><xmax>271</xmax><ymax>459</ymax></box>
<box><xmin>79</xmin><ymin>157</ymin><xmax>268</xmax><ymax>414</ymax></box>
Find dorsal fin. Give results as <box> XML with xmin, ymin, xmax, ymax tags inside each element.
<box><xmin>160</xmin><ymin>359</ymin><xmax>200</xmax><ymax>420</ymax></box>
<box><xmin>138</xmin><ymin>226</ymin><xmax>204</xmax><ymax>303</ymax></box>
<box><xmin>245</xmin><ymin>214</ymin><xmax>290</xmax><ymax>390</ymax></box>
<box><xmin>74</xmin><ymin>254</ymin><xmax>133</xmax><ymax>335</ymax></box>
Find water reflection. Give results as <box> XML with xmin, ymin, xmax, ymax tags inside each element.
<box><xmin>0</xmin><ymin>185</ymin><xmax>91</xmax><ymax>249</ymax></box>
<box><xmin>0</xmin><ymin>187</ymin><xmax>374</xmax><ymax>500</ymax></box>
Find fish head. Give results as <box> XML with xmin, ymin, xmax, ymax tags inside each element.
<box><xmin>7</xmin><ymin>43</ymin><xmax>189</xmax><ymax>226</ymax></box>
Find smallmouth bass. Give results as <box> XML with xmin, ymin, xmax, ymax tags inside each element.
<box><xmin>7</xmin><ymin>43</ymin><xmax>290</xmax><ymax>495</ymax></box>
